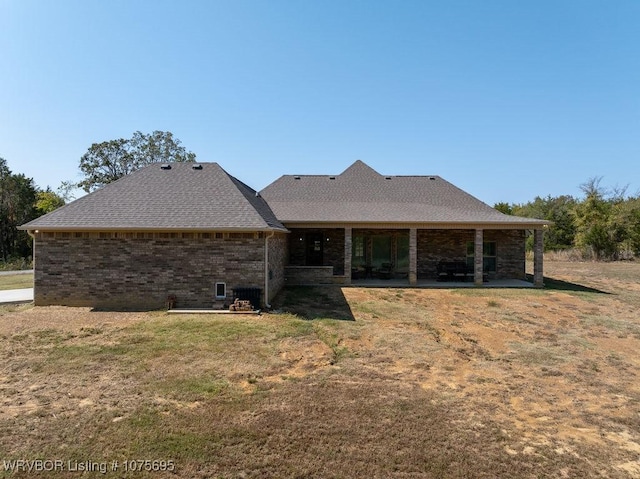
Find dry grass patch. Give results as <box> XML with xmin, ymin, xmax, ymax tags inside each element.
<box><xmin>1</xmin><ymin>261</ymin><xmax>640</xmax><ymax>477</ymax></box>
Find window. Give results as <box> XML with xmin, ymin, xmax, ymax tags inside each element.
<box><xmin>372</xmin><ymin>236</ymin><xmax>391</xmax><ymax>269</ymax></box>
<box><xmin>353</xmin><ymin>236</ymin><xmax>364</xmax><ymax>261</ymax></box>
<box><xmin>466</xmin><ymin>241</ymin><xmax>497</xmax><ymax>272</ymax></box>
<box><xmin>215</xmin><ymin>282</ymin><xmax>226</xmax><ymax>300</ymax></box>
<box><xmin>396</xmin><ymin>235</ymin><xmax>410</xmax><ymax>271</ymax></box>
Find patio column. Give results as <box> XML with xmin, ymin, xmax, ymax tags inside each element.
<box><xmin>344</xmin><ymin>227</ymin><xmax>352</xmax><ymax>285</ymax></box>
<box><xmin>533</xmin><ymin>228</ymin><xmax>544</xmax><ymax>288</ymax></box>
<box><xmin>474</xmin><ymin>229</ymin><xmax>484</xmax><ymax>286</ymax></box>
<box><xmin>409</xmin><ymin>228</ymin><xmax>417</xmax><ymax>285</ymax></box>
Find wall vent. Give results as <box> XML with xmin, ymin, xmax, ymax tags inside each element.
<box><xmin>215</xmin><ymin>282</ymin><xmax>226</xmax><ymax>300</ymax></box>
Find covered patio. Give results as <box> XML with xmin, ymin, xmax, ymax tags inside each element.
<box><xmin>261</xmin><ymin>160</ymin><xmax>550</xmax><ymax>291</ymax></box>
<box><xmin>284</xmin><ymin>225</ymin><xmax>546</xmax><ymax>288</ymax></box>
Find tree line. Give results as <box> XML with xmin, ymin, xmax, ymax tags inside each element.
<box><xmin>0</xmin><ymin>158</ymin><xmax>65</xmax><ymax>265</ymax></box>
<box><xmin>495</xmin><ymin>178</ymin><xmax>640</xmax><ymax>260</ymax></box>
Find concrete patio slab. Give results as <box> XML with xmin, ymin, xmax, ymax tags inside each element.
<box><xmin>0</xmin><ymin>288</ymin><xmax>34</xmax><ymax>304</ymax></box>
<box><xmin>349</xmin><ymin>279</ymin><xmax>534</xmax><ymax>288</ymax></box>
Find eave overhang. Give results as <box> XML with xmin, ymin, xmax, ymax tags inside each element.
<box><xmin>280</xmin><ymin>221</ymin><xmax>551</xmax><ymax>230</ymax></box>
<box><xmin>19</xmin><ymin>225</ymin><xmax>290</xmax><ymax>234</ymax></box>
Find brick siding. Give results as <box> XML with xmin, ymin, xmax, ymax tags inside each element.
<box><xmin>417</xmin><ymin>229</ymin><xmax>526</xmax><ymax>280</ymax></box>
<box><xmin>33</xmin><ymin>232</ymin><xmax>268</xmax><ymax>309</ymax></box>
<box><xmin>288</xmin><ymin>228</ymin><xmax>345</xmax><ymax>275</ymax></box>
<box><xmin>267</xmin><ymin>232</ymin><xmax>288</xmax><ymax>302</ymax></box>
<box><xmin>284</xmin><ymin>266</ymin><xmax>336</xmax><ymax>284</ymax></box>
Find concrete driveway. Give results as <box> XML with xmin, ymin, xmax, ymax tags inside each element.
<box><xmin>0</xmin><ymin>288</ymin><xmax>33</xmax><ymax>303</ymax></box>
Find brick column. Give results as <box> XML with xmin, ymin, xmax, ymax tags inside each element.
<box><xmin>533</xmin><ymin>229</ymin><xmax>544</xmax><ymax>287</ymax></box>
<box><xmin>344</xmin><ymin>227</ymin><xmax>352</xmax><ymax>285</ymax></box>
<box><xmin>409</xmin><ymin>228</ymin><xmax>417</xmax><ymax>285</ymax></box>
<box><xmin>474</xmin><ymin>229</ymin><xmax>484</xmax><ymax>285</ymax></box>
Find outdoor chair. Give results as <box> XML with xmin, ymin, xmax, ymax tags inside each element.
<box><xmin>351</xmin><ymin>266</ymin><xmax>365</xmax><ymax>280</ymax></box>
<box><xmin>378</xmin><ymin>262</ymin><xmax>394</xmax><ymax>279</ymax></box>
<box><xmin>436</xmin><ymin>260</ymin><xmax>470</xmax><ymax>281</ymax></box>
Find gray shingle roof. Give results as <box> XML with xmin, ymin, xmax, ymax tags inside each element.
<box><xmin>20</xmin><ymin>163</ymin><xmax>287</xmax><ymax>231</ymax></box>
<box><xmin>260</xmin><ymin>160</ymin><xmax>549</xmax><ymax>226</ymax></box>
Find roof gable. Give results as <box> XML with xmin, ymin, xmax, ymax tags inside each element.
<box><xmin>21</xmin><ymin>163</ymin><xmax>286</xmax><ymax>231</ymax></box>
<box><xmin>339</xmin><ymin>160</ymin><xmax>383</xmax><ymax>180</ymax></box>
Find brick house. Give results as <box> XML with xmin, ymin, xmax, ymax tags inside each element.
<box><xmin>21</xmin><ymin>161</ymin><xmax>548</xmax><ymax>309</ymax></box>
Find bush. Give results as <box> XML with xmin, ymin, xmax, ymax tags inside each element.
<box><xmin>0</xmin><ymin>257</ymin><xmax>33</xmax><ymax>271</ymax></box>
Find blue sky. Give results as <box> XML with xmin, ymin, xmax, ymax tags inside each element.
<box><xmin>1</xmin><ymin>0</ymin><xmax>638</xmax><ymax>205</ymax></box>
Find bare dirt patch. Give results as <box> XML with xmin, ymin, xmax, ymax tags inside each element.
<box><xmin>1</xmin><ymin>261</ymin><xmax>639</xmax><ymax>478</ymax></box>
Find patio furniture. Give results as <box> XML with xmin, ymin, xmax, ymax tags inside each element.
<box><xmin>364</xmin><ymin>265</ymin><xmax>374</xmax><ymax>278</ymax></box>
<box><xmin>436</xmin><ymin>261</ymin><xmax>471</xmax><ymax>282</ymax></box>
<box><xmin>378</xmin><ymin>262</ymin><xmax>394</xmax><ymax>279</ymax></box>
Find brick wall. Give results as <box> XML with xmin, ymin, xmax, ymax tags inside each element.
<box><xmin>33</xmin><ymin>232</ymin><xmax>267</xmax><ymax>309</ymax></box>
<box><xmin>417</xmin><ymin>230</ymin><xmax>472</xmax><ymax>279</ymax></box>
<box><xmin>284</xmin><ymin>266</ymin><xmax>336</xmax><ymax>284</ymax></box>
<box><xmin>267</xmin><ymin>232</ymin><xmax>288</xmax><ymax>302</ymax></box>
<box><xmin>485</xmin><ymin>229</ymin><xmax>526</xmax><ymax>280</ymax></box>
<box><xmin>288</xmin><ymin>228</ymin><xmax>345</xmax><ymax>275</ymax></box>
<box><xmin>417</xmin><ymin>229</ymin><xmax>526</xmax><ymax>280</ymax></box>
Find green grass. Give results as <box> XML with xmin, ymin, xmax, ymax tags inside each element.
<box><xmin>313</xmin><ymin>321</ymin><xmax>352</xmax><ymax>364</ymax></box>
<box><xmin>157</xmin><ymin>377</ymin><xmax>230</xmax><ymax>401</ymax></box>
<box><xmin>0</xmin><ymin>272</ymin><xmax>33</xmax><ymax>290</ymax></box>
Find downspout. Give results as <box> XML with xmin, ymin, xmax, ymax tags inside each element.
<box><xmin>27</xmin><ymin>230</ymin><xmax>36</xmax><ymax>260</ymax></box>
<box><xmin>264</xmin><ymin>231</ymin><xmax>275</xmax><ymax>309</ymax></box>
<box><xmin>27</xmin><ymin>230</ymin><xmax>36</xmax><ymax>302</ymax></box>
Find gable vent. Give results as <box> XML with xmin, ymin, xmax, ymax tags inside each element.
<box><xmin>160</xmin><ymin>164</ymin><xmax>171</xmax><ymax>170</ymax></box>
<box><xmin>192</xmin><ymin>164</ymin><xmax>203</xmax><ymax>170</ymax></box>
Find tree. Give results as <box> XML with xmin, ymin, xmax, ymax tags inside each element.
<box><xmin>77</xmin><ymin>130</ymin><xmax>196</xmax><ymax>192</ymax></box>
<box><xmin>35</xmin><ymin>188</ymin><xmax>65</xmax><ymax>215</ymax></box>
<box><xmin>514</xmin><ymin>195</ymin><xmax>577</xmax><ymax>251</ymax></box>
<box><xmin>496</xmin><ymin>195</ymin><xmax>577</xmax><ymax>251</ymax></box>
<box><xmin>57</xmin><ymin>180</ymin><xmax>78</xmax><ymax>202</ymax></box>
<box><xmin>609</xmin><ymin>195</ymin><xmax>640</xmax><ymax>258</ymax></box>
<box><xmin>573</xmin><ymin>177</ymin><xmax>617</xmax><ymax>259</ymax></box>
<box><xmin>129</xmin><ymin>130</ymin><xmax>196</xmax><ymax>165</ymax></box>
<box><xmin>494</xmin><ymin>202</ymin><xmax>513</xmax><ymax>215</ymax></box>
<box><xmin>0</xmin><ymin>158</ymin><xmax>38</xmax><ymax>261</ymax></box>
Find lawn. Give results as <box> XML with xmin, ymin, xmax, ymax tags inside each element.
<box><xmin>0</xmin><ymin>272</ymin><xmax>33</xmax><ymax>291</ymax></box>
<box><xmin>0</xmin><ymin>261</ymin><xmax>639</xmax><ymax>478</ymax></box>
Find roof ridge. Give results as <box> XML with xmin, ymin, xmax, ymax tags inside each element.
<box><xmin>224</xmin><ymin>171</ymin><xmax>286</xmax><ymax>230</ymax></box>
